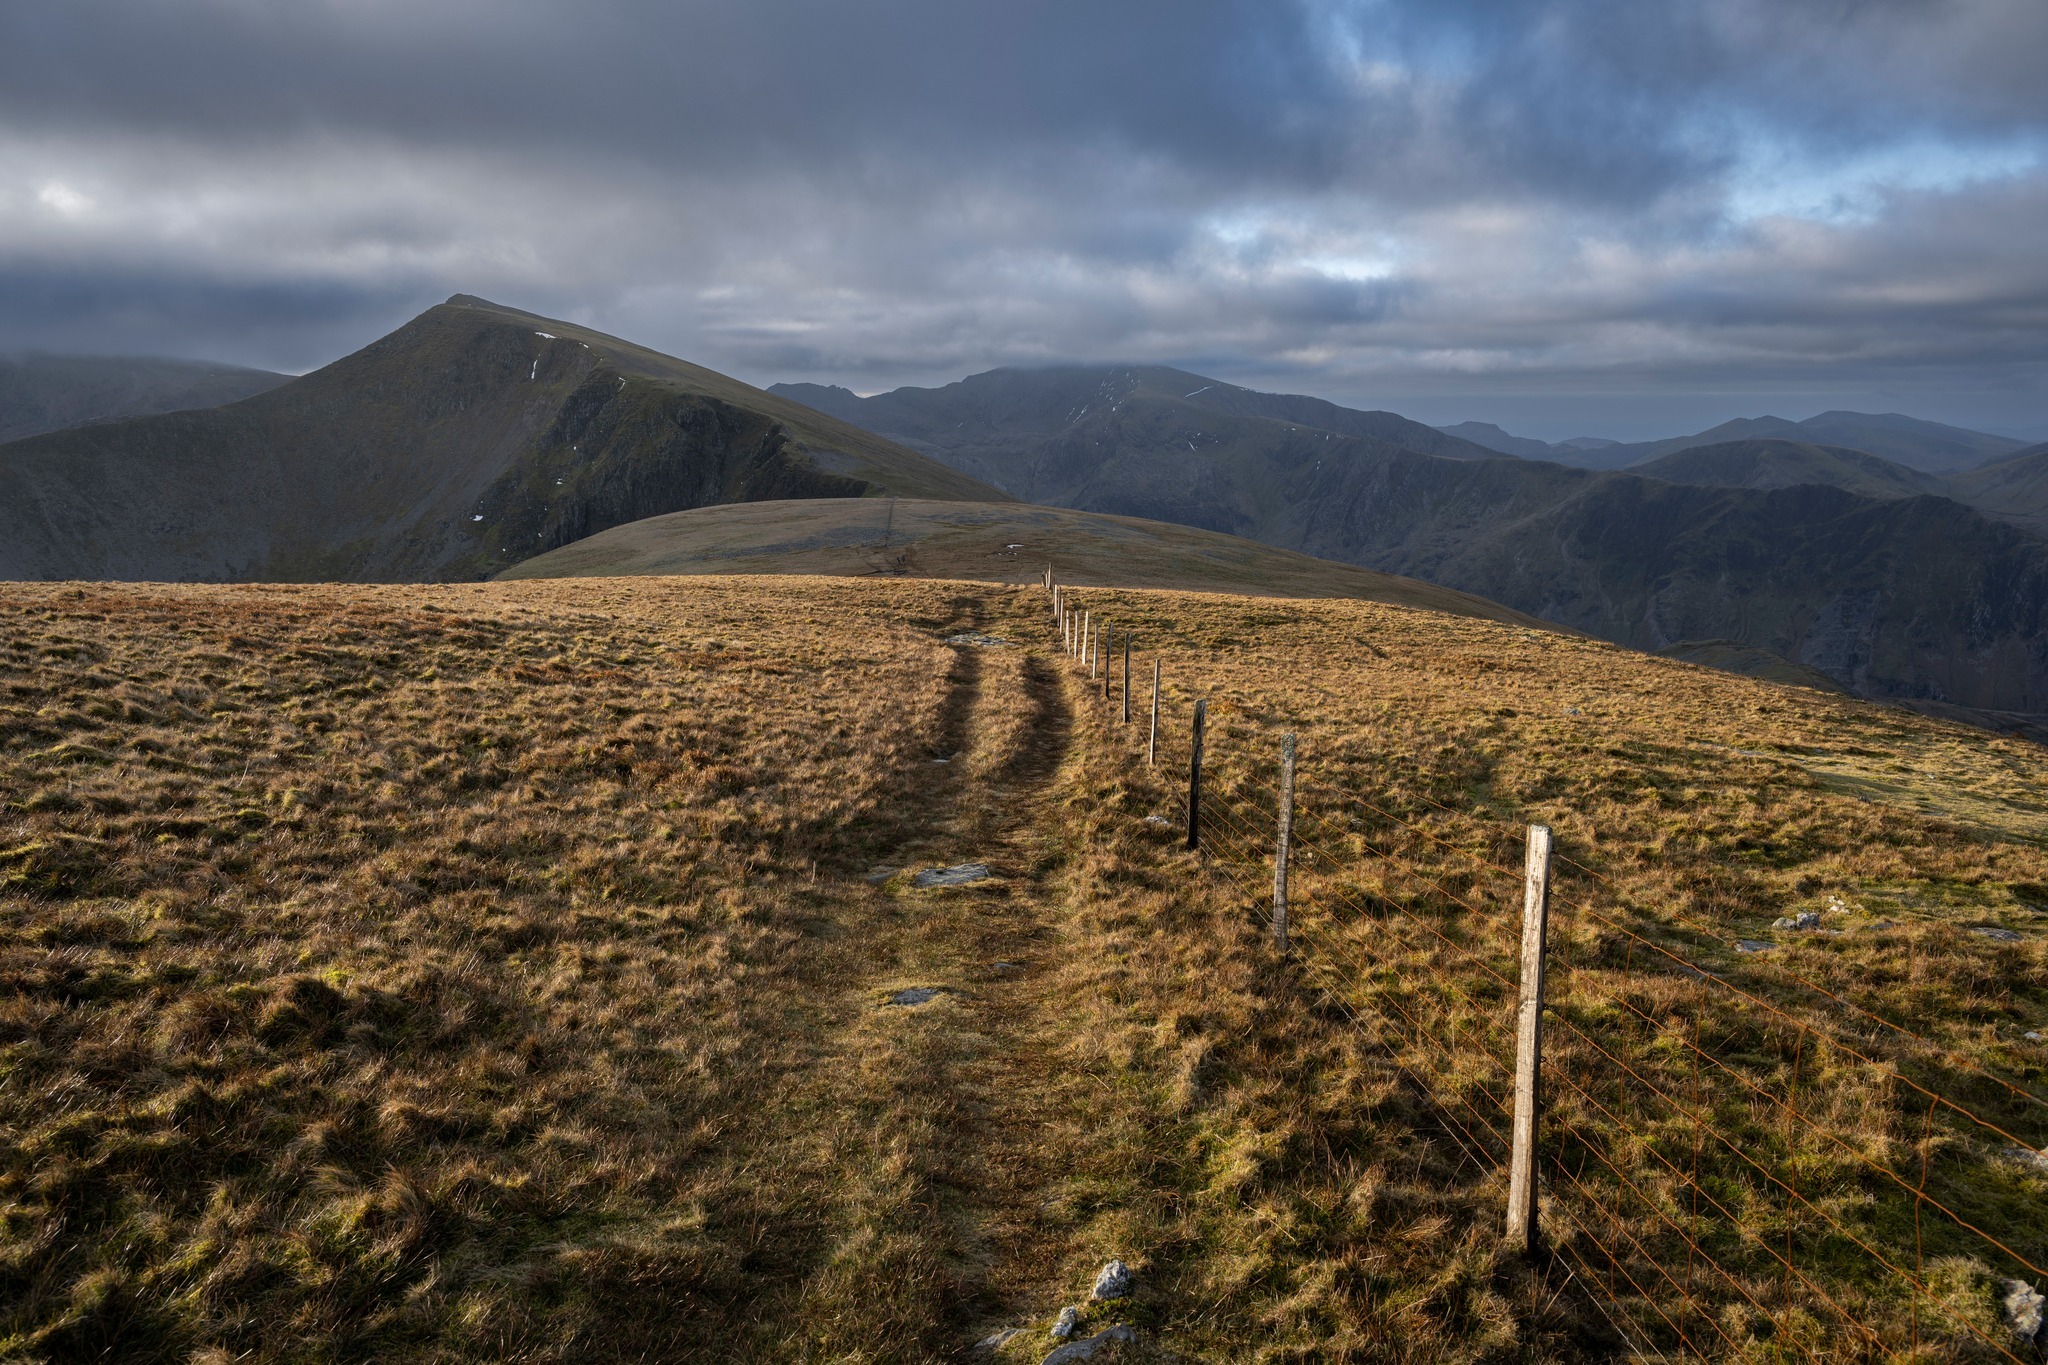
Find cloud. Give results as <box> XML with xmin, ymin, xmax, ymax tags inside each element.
<box><xmin>0</xmin><ymin>0</ymin><xmax>2042</xmax><ymax>431</ymax></box>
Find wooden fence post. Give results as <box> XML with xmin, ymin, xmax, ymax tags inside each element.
<box><xmin>1122</xmin><ymin>638</ymin><xmax>1131</xmax><ymax>723</ymax></box>
<box><xmin>1186</xmin><ymin>699</ymin><xmax>1206</xmax><ymax>851</ymax></box>
<box><xmin>1102</xmin><ymin>622</ymin><xmax>1111</xmax><ymax>699</ymax></box>
<box><xmin>1082</xmin><ymin>611</ymin><xmax>1091</xmax><ymax>669</ymax></box>
<box><xmin>1506</xmin><ymin>823</ymin><xmax>1554</xmax><ymax>1256</ymax></box>
<box><xmin>1148</xmin><ymin>660</ymin><xmax>1160</xmax><ymax>765</ymax></box>
<box><xmin>1273</xmin><ymin>733</ymin><xmax>1295</xmax><ymax>950</ymax></box>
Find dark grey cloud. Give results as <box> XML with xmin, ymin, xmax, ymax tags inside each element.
<box><xmin>0</xmin><ymin>0</ymin><xmax>2042</xmax><ymax>435</ymax></box>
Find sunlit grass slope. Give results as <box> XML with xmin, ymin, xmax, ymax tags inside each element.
<box><xmin>3</xmin><ymin>576</ymin><xmax>2045</xmax><ymax>1360</ymax></box>
<box><xmin>496</xmin><ymin>496</ymin><xmax>1558</xmax><ymax>629</ymax></box>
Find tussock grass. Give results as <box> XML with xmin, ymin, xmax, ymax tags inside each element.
<box><xmin>1057</xmin><ymin>585</ymin><xmax>2048</xmax><ymax>1360</ymax></box>
<box><xmin>4</xmin><ymin>575</ymin><xmax>2045</xmax><ymax>1360</ymax></box>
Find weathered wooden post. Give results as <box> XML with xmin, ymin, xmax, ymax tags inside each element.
<box><xmin>1506</xmin><ymin>823</ymin><xmax>1555</xmax><ymax>1256</ymax></box>
<box><xmin>1148</xmin><ymin>660</ymin><xmax>1160</xmax><ymax>765</ymax></box>
<box><xmin>1122</xmin><ymin>638</ymin><xmax>1131</xmax><ymax>723</ymax></box>
<box><xmin>1082</xmin><ymin>611</ymin><xmax>1091</xmax><ymax>669</ymax></box>
<box><xmin>1101</xmin><ymin>622</ymin><xmax>1111</xmax><ymax>699</ymax></box>
<box><xmin>1186</xmin><ymin>699</ymin><xmax>1206</xmax><ymax>851</ymax></box>
<box><xmin>1273</xmin><ymin>733</ymin><xmax>1295</xmax><ymax>950</ymax></box>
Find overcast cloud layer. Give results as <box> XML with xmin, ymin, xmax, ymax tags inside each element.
<box><xmin>3</xmin><ymin>0</ymin><xmax>2045</xmax><ymax>439</ymax></box>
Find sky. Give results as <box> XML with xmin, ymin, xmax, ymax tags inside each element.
<box><xmin>3</xmin><ymin>0</ymin><xmax>2046</xmax><ymax>442</ymax></box>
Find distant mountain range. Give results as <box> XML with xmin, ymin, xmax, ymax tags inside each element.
<box><xmin>0</xmin><ymin>297</ymin><xmax>998</xmax><ymax>582</ymax></box>
<box><xmin>1440</xmin><ymin>410</ymin><xmax>2028</xmax><ymax>473</ymax></box>
<box><xmin>0</xmin><ymin>353</ymin><xmax>288</xmax><ymax>444</ymax></box>
<box><xmin>772</xmin><ymin>366</ymin><xmax>2048</xmax><ymax>716</ymax></box>
<box><xmin>10</xmin><ymin>314</ymin><xmax>2048</xmax><ymax>725</ymax></box>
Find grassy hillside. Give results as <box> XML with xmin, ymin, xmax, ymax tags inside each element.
<box><xmin>0</xmin><ymin>354</ymin><xmax>287</xmax><ymax>444</ymax></box>
<box><xmin>497</xmin><ymin>496</ymin><xmax>1557</xmax><ymax>627</ymax></box>
<box><xmin>5</xmin><ymin>576</ymin><xmax>2047</xmax><ymax>1360</ymax></box>
<box><xmin>0</xmin><ymin>297</ymin><xmax>998</xmax><ymax>583</ymax></box>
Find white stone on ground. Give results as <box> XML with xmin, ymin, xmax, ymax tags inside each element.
<box><xmin>1090</xmin><ymin>1259</ymin><xmax>1133</xmax><ymax>1300</ymax></box>
<box><xmin>1050</xmin><ymin>1306</ymin><xmax>1080</xmax><ymax>1339</ymax></box>
<box><xmin>2004</xmin><ymin>1278</ymin><xmax>2046</xmax><ymax>1341</ymax></box>
<box><xmin>915</xmin><ymin>863</ymin><xmax>993</xmax><ymax>888</ymax></box>
<box><xmin>2007</xmin><ymin>1146</ymin><xmax>2048</xmax><ymax>1174</ymax></box>
<box><xmin>1040</xmin><ymin>1325</ymin><xmax>1134</xmax><ymax>1363</ymax></box>
<box><xmin>1772</xmin><ymin>911</ymin><xmax>1822</xmax><ymax>931</ymax></box>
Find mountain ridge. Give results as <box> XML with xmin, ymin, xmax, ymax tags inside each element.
<box><xmin>0</xmin><ymin>353</ymin><xmax>289</xmax><ymax>444</ymax></box>
<box><xmin>1462</xmin><ymin>410</ymin><xmax>2028</xmax><ymax>472</ymax></box>
<box><xmin>773</xmin><ymin>374</ymin><xmax>2048</xmax><ymax>714</ymax></box>
<box><xmin>0</xmin><ymin>297</ymin><xmax>1001</xmax><ymax>582</ymax></box>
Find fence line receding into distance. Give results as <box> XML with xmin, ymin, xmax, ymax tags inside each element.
<box><xmin>1036</xmin><ymin>564</ymin><xmax>2048</xmax><ymax>1362</ymax></box>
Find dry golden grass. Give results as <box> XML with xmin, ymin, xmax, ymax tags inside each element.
<box><xmin>1050</xmin><ymin>585</ymin><xmax>2048</xmax><ymax>1361</ymax></box>
<box><xmin>5</xmin><ymin>574</ymin><xmax>2047</xmax><ymax>1361</ymax></box>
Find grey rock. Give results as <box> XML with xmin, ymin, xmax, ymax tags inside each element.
<box><xmin>1090</xmin><ymin>1259</ymin><xmax>1133</xmax><ymax>1300</ymax></box>
<box><xmin>885</xmin><ymin>987</ymin><xmax>941</xmax><ymax>1007</ymax></box>
<box><xmin>1773</xmin><ymin>912</ymin><xmax>1823</xmax><ymax>931</ymax></box>
<box><xmin>1050</xmin><ymin>1306</ymin><xmax>1081</xmax><ymax>1339</ymax></box>
<box><xmin>915</xmin><ymin>863</ymin><xmax>992</xmax><ymax>888</ymax></box>
<box><xmin>944</xmin><ymin>633</ymin><xmax>1011</xmax><ymax>647</ymax></box>
<box><xmin>1734</xmin><ymin>940</ymin><xmax>1776</xmax><ymax>954</ymax></box>
<box><xmin>1041</xmin><ymin>1325</ymin><xmax>1134</xmax><ymax>1363</ymax></box>
<box><xmin>2004</xmin><ymin>1278</ymin><xmax>2047</xmax><ymax>1342</ymax></box>
<box><xmin>1142</xmin><ymin>815</ymin><xmax>1171</xmax><ymax>829</ymax></box>
<box><xmin>2006</xmin><ymin>1146</ymin><xmax>2048</xmax><ymax>1174</ymax></box>
<box><xmin>1975</xmin><ymin>926</ymin><xmax>2026</xmax><ymax>942</ymax></box>
<box><xmin>975</xmin><ymin>1327</ymin><xmax>1023</xmax><ymax>1352</ymax></box>
<box><xmin>2029</xmin><ymin>1031</ymin><xmax>2045</xmax><ymax>1042</ymax></box>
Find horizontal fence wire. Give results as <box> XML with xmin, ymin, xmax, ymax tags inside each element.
<box><xmin>1040</xmin><ymin>580</ymin><xmax>2048</xmax><ymax>1361</ymax></box>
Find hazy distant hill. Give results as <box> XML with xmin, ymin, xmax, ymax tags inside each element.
<box><xmin>782</xmin><ymin>380</ymin><xmax>2048</xmax><ymax>713</ymax></box>
<box><xmin>0</xmin><ymin>296</ymin><xmax>1000</xmax><ymax>582</ymax></box>
<box><xmin>1431</xmin><ymin>421</ymin><xmax>1554</xmax><ymax>457</ymax></box>
<box><xmin>1631</xmin><ymin>439</ymin><xmax>1948</xmax><ymax>501</ymax></box>
<box><xmin>1530</xmin><ymin>411</ymin><xmax>2028</xmax><ymax>473</ymax></box>
<box><xmin>771</xmin><ymin>367</ymin><xmax>1502</xmax><ymax>498</ymax></box>
<box><xmin>0</xmin><ymin>353</ymin><xmax>287</xmax><ymax>444</ymax></box>
<box><xmin>1950</xmin><ymin>444</ymin><xmax>2048</xmax><ymax>537</ymax></box>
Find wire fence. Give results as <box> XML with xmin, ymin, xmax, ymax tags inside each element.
<box><xmin>1043</xmin><ymin>577</ymin><xmax>2048</xmax><ymax>1362</ymax></box>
